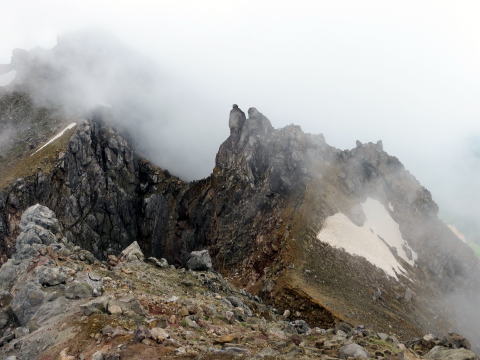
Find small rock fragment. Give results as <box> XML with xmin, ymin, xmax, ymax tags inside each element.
<box><xmin>225</xmin><ymin>310</ymin><xmax>235</xmax><ymax>323</ymax></box>
<box><xmin>339</xmin><ymin>343</ymin><xmax>369</xmax><ymax>359</ymax></box>
<box><xmin>150</xmin><ymin>327</ymin><xmax>169</xmax><ymax>342</ymax></box>
<box><xmin>215</xmin><ymin>334</ymin><xmax>236</xmax><ymax>344</ymax></box>
<box><xmin>107</xmin><ymin>303</ymin><xmax>122</xmax><ymax>315</ymax></box>
<box><xmin>92</xmin><ymin>351</ymin><xmax>104</xmax><ymax>360</ymax></box>
<box><xmin>147</xmin><ymin>257</ymin><xmax>169</xmax><ymax>268</ymax></box>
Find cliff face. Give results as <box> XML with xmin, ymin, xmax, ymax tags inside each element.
<box><xmin>0</xmin><ymin>103</ymin><xmax>185</xmax><ymax>264</ymax></box>
<box><xmin>0</xmin><ymin>90</ymin><xmax>479</xmax><ymax>341</ymax></box>
<box><xmin>182</xmin><ymin>105</ymin><xmax>480</xmax><ymax>338</ymax></box>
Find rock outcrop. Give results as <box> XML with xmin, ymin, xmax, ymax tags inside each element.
<box><xmin>186</xmin><ymin>250</ymin><xmax>213</xmax><ymax>271</ymax></box>
<box><xmin>0</xmin><ymin>106</ymin><xmax>185</xmax><ymax>264</ymax></box>
<box><xmin>0</xmin><ymin>203</ymin><xmax>99</xmax><ymax>349</ymax></box>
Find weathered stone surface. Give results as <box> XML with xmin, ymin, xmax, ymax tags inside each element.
<box><xmin>65</xmin><ymin>281</ymin><xmax>93</xmax><ymax>299</ymax></box>
<box><xmin>14</xmin><ymin>326</ymin><xmax>29</xmax><ymax>338</ymax></box>
<box><xmin>440</xmin><ymin>333</ymin><xmax>472</xmax><ymax>350</ymax></box>
<box><xmin>186</xmin><ymin>250</ymin><xmax>213</xmax><ymax>271</ymax></box>
<box><xmin>19</xmin><ymin>204</ymin><xmax>60</xmax><ymax>234</ymax></box>
<box><xmin>339</xmin><ymin>343</ymin><xmax>369</xmax><ymax>359</ymax></box>
<box><xmin>147</xmin><ymin>256</ymin><xmax>168</xmax><ymax>268</ymax></box>
<box><xmin>425</xmin><ymin>346</ymin><xmax>476</xmax><ymax>360</ymax></box>
<box><xmin>80</xmin><ymin>296</ymin><xmax>108</xmax><ymax>316</ymax></box>
<box><xmin>119</xmin><ymin>241</ymin><xmax>144</xmax><ymax>262</ymax></box>
<box><xmin>36</xmin><ymin>265</ymin><xmax>67</xmax><ymax>286</ymax></box>
<box><xmin>11</xmin><ymin>281</ymin><xmax>45</xmax><ymax>325</ymax></box>
<box><xmin>92</xmin><ymin>352</ymin><xmax>104</xmax><ymax>360</ymax></box>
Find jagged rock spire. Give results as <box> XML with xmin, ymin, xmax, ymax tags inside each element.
<box><xmin>246</xmin><ymin>107</ymin><xmax>274</xmax><ymax>136</ymax></box>
<box><xmin>228</xmin><ymin>104</ymin><xmax>246</xmax><ymax>135</ymax></box>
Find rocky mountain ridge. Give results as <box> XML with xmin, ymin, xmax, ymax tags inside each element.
<box><xmin>1</xmin><ymin>54</ymin><xmax>480</xmax><ymax>354</ymax></box>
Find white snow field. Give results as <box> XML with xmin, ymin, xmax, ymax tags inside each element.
<box><xmin>317</xmin><ymin>198</ymin><xmax>417</xmax><ymax>279</ymax></box>
<box><xmin>32</xmin><ymin>122</ymin><xmax>77</xmax><ymax>155</ymax></box>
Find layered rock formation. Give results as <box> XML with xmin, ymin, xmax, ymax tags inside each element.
<box><xmin>1</xmin><ymin>87</ymin><xmax>479</xmax><ymax>345</ymax></box>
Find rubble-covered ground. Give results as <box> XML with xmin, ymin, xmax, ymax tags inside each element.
<box><xmin>0</xmin><ymin>205</ymin><xmax>477</xmax><ymax>360</ymax></box>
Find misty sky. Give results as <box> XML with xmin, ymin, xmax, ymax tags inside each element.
<box><xmin>2</xmin><ymin>0</ymin><xmax>480</xmax><ymax>237</ymax></box>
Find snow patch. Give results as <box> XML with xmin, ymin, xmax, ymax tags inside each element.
<box><xmin>0</xmin><ymin>70</ymin><xmax>16</xmax><ymax>86</ymax></box>
<box><xmin>32</xmin><ymin>123</ymin><xmax>77</xmax><ymax>155</ymax></box>
<box><xmin>317</xmin><ymin>198</ymin><xmax>416</xmax><ymax>279</ymax></box>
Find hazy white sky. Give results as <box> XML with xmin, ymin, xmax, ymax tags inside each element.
<box><xmin>2</xmin><ymin>0</ymin><xmax>480</xmax><ymax>231</ymax></box>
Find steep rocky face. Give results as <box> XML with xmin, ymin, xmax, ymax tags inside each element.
<box><xmin>0</xmin><ymin>102</ymin><xmax>185</xmax><ymax>264</ymax></box>
<box><xmin>178</xmin><ymin>105</ymin><xmax>480</xmax><ymax>339</ymax></box>
<box><xmin>1</xmin><ymin>90</ymin><xmax>479</xmax><ymax>343</ymax></box>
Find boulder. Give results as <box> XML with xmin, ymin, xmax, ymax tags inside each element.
<box><xmin>36</xmin><ymin>266</ymin><xmax>67</xmax><ymax>286</ymax></box>
<box><xmin>339</xmin><ymin>343</ymin><xmax>369</xmax><ymax>359</ymax></box>
<box><xmin>15</xmin><ymin>205</ymin><xmax>61</xmax><ymax>256</ymax></box>
<box><xmin>92</xmin><ymin>352</ymin><xmax>104</xmax><ymax>360</ymax></box>
<box><xmin>425</xmin><ymin>346</ymin><xmax>476</xmax><ymax>360</ymax></box>
<box><xmin>11</xmin><ymin>281</ymin><xmax>45</xmax><ymax>325</ymax></box>
<box><xmin>19</xmin><ymin>204</ymin><xmax>60</xmax><ymax>234</ymax></box>
<box><xmin>440</xmin><ymin>333</ymin><xmax>471</xmax><ymax>350</ymax></box>
<box><xmin>119</xmin><ymin>241</ymin><xmax>144</xmax><ymax>262</ymax></box>
<box><xmin>80</xmin><ymin>296</ymin><xmax>109</xmax><ymax>316</ymax></box>
<box><xmin>147</xmin><ymin>257</ymin><xmax>169</xmax><ymax>268</ymax></box>
<box><xmin>65</xmin><ymin>281</ymin><xmax>93</xmax><ymax>299</ymax></box>
<box><xmin>186</xmin><ymin>250</ymin><xmax>213</xmax><ymax>271</ymax></box>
